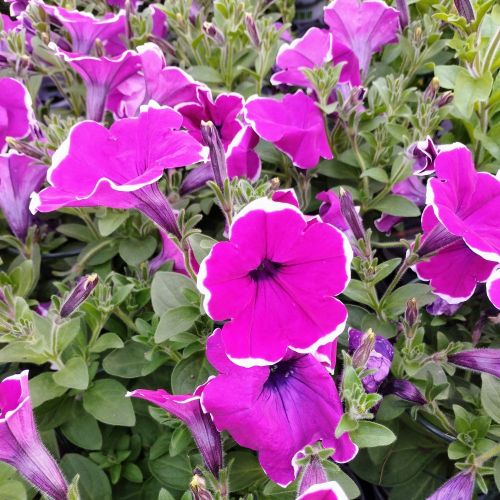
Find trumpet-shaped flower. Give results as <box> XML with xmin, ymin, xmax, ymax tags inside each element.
<box><xmin>0</xmin><ymin>77</ymin><xmax>34</xmax><ymax>150</ymax></box>
<box><xmin>127</xmin><ymin>385</ymin><xmax>222</xmax><ymax>477</ymax></box>
<box><xmin>50</xmin><ymin>43</ymin><xmax>142</xmax><ymax>121</ymax></box>
<box><xmin>245</xmin><ymin>91</ymin><xmax>332</xmax><ymax>169</ymax></box>
<box><xmin>0</xmin><ymin>371</ymin><xmax>68</xmax><ymax>500</ymax></box>
<box><xmin>31</xmin><ymin>104</ymin><xmax>207</xmax><ymax>237</ymax></box>
<box><xmin>324</xmin><ymin>0</ymin><xmax>399</xmax><ymax>78</ymax></box>
<box><xmin>0</xmin><ymin>152</ymin><xmax>47</xmax><ymax>240</ymax></box>
<box><xmin>41</xmin><ymin>5</ymin><xmax>126</xmax><ymax>55</ymax></box>
<box><xmin>149</xmin><ymin>230</ymin><xmax>187</xmax><ymax>275</ymax></box>
<box><xmin>197</xmin><ymin>198</ymin><xmax>352</xmax><ymax>366</ymax></box>
<box><xmin>201</xmin><ymin>329</ymin><xmax>358</xmax><ymax>486</ymax></box>
<box><xmin>271</xmin><ymin>27</ymin><xmax>360</xmax><ymax>89</ymax></box>
<box><xmin>298</xmin><ymin>482</ymin><xmax>348</xmax><ymax>500</ymax></box>
<box><xmin>415</xmin><ymin>144</ymin><xmax>500</xmax><ymax>303</ymax></box>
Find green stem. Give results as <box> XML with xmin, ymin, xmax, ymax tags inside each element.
<box><xmin>431</xmin><ymin>403</ymin><xmax>456</xmax><ymax>435</ymax></box>
<box><xmin>113</xmin><ymin>307</ymin><xmax>138</xmax><ymax>333</ymax></box>
<box><xmin>475</xmin><ymin>442</ymin><xmax>500</xmax><ymax>466</ymax></box>
<box><xmin>378</xmin><ymin>257</ymin><xmax>412</xmax><ymax>307</ymax></box>
<box><xmin>350</xmin><ymin>134</ymin><xmax>370</xmax><ymax>199</ymax></box>
<box><xmin>372</xmin><ymin>240</ymin><xmax>407</xmax><ymax>249</ymax></box>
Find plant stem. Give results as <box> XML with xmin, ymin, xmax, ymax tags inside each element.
<box><xmin>379</xmin><ymin>257</ymin><xmax>411</xmax><ymax>306</ymax></box>
<box><xmin>350</xmin><ymin>134</ymin><xmax>370</xmax><ymax>199</ymax></box>
<box><xmin>113</xmin><ymin>307</ymin><xmax>138</xmax><ymax>332</ymax></box>
<box><xmin>475</xmin><ymin>442</ymin><xmax>500</xmax><ymax>466</ymax></box>
<box><xmin>372</xmin><ymin>240</ymin><xmax>407</xmax><ymax>249</ymax></box>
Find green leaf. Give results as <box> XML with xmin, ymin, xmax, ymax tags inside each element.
<box><xmin>186</xmin><ymin>65</ymin><xmax>223</xmax><ymax>84</ymax></box>
<box><xmin>342</xmin><ymin>280</ymin><xmax>374</xmax><ymax>307</ymax></box>
<box><xmin>188</xmin><ymin>233</ymin><xmax>217</xmax><ymax>263</ymax></box>
<box><xmin>434</xmin><ymin>64</ymin><xmax>461</xmax><ymax>88</ymax></box>
<box><xmin>61</xmin><ymin>408</ymin><xmax>102</xmax><ymax>450</ymax></box>
<box><xmin>149</xmin><ymin>454</ymin><xmax>192</xmax><ymax>492</ymax></box>
<box><xmin>335</xmin><ymin>413</ymin><xmax>359</xmax><ymax>438</ymax></box>
<box><xmin>97</xmin><ymin>210</ymin><xmax>129</xmax><ymax>236</ymax></box>
<box><xmin>454</xmin><ymin>70</ymin><xmax>493</xmax><ymax>117</ymax></box>
<box><xmin>53</xmin><ymin>357</ymin><xmax>89</xmax><ymax>390</ymax></box>
<box><xmin>228</xmin><ymin>451</ymin><xmax>267</xmax><ymax>491</ymax></box>
<box><xmin>171</xmin><ymin>353</ymin><xmax>216</xmax><ymax>394</ymax></box>
<box><xmin>155</xmin><ymin>306</ymin><xmax>200</xmax><ymax>343</ymax></box>
<box><xmin>29</xmin><ymin>372</ymin><xmax>67</xmax><ymax>408</ymax></box>
<box><xmin>57</xmin><ymin>223</ymin><xmax>95</xmax><ymax>242</ymax></box>
<box><xmin>169</xmin><ymin>425</ymin><xmax>193</xmax><ymax>457</ymax></box>
<box><xmin>494</xmin><ymin>456</ymin><xmax>500</xmax><ymax>492</ymax></box>
<box><xmin>350</xmin><ymin>421</ymin><xmax>396</xmax><ymax>448</ymax></box>
<box><xmin>61</xmin><ymin>454</ymin><xmax>112</xmax><ymax>500</ymax></box>
<box><xmin>83</xmin><ymin>379</ymin><xmax>135</xmax><ymax>426</ymax></box>
<box><xmin>90</xmin><ymin>332</ymin><xmax>124</xmax><ymax>353</ymax></box>
<box><xmin>361</xmin><ymin>167</ymin><xmax>389</xmax><ymax>183</ymax></box>
<box><xmin>481</xmin><ymin>374</ymin><xmax>500</xmax><ymax>424</ymax></box>
<box><xmin>103</xmin><ymin>341</ymin><xmax>165</xmax><ymax>378</ymax></box>
<box><xmin>383</xmin><ymin>283</ymin><xmax>435</xmax><ymax>317</ymax></box>
<box><xmin>151</xmin><ymin>272</ymin><xmax>198</xmax><ymax>315</ymax></box>
<box><xmin>371</xmin><ymin>258</ymin><xmax>401</xmax><ymax>284</ymax></box>
<box><xmin>372</xmin><ymin>195</ymin><xmax>420</xmax><ymax>217</ymax></box>
<box><xmin>119</xmin><ymin>236</ymin><xmax>157</xmax><ymax>266</ymax></box>
<box><xmin>324</xmin><ymin>463</ymin><xmax>360</xmax><ymax>500</ymax></box>
<box><xmin>122</xmin><ymin>463</ymin><xmax>143</xmax><ymax>484</ymax></box>
<box><xmin>0</xmin><ymin>481</ymin><xmax>27</xmax><ymax>500</ymax></box>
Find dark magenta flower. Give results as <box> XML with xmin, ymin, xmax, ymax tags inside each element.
<box><xmin>49</xmin><ymin>42</ymin><xmax>142</xmax><ymax>121</ymax></box>
<box><xmin>348</xmin><ymin>328</ymin><xmax>393</xmax><ymax>393</ymax></box>
<box><xmin>487</xmin><ymin>267</ymin><xmax>500</xmax><ymax>309</ymax></box>
<box><xmin>324</xmin><ymin>0</ymin><xmax>399</xmax><ymax>79</ymax></box>
<box><xmin>271</xmin><ymin>27</ymin><xmax>360</xmax><ymax>89</ymax></box>
<box><xmin>381</xmin><ymin>379</ymin><xmax>427</xmax><ymax>405</ymax></box>
<box><xmin>448</xmin><ymin>348</ymin><xmax>500</xmax><ymax>378</ymax></box>
<box><xmin>245</xmin><ymin>90</ymin><xmax>332</xmax><ymax>169</ymax></box>
<box><xmin>149</xmin><ymin>230</ymin><xmax>187</xmax><ymax>275</ymax></box>
<box><xmin>5</xmin><ymin>0</ymin><xmax>28</xmax><ymax>18</ymax></box>
<box><xmin>0</xmin><ymin>152</ymin><xmax>47</xmax><ymax>240</ymax></box>
<box><xmin>179</xmin><ymin>89</ymin><xmax>260</xmax><ymax>181</ymax></box>
<box><xmin>427</xmin><ymin>470</ymin><xmax>475</xmax><ymax>500</ymax></box>
<box><xmin>197</xmin><ymin>198</ymin><xmax>352</xmax><ymax>366</ymax></box>
<box><xmin>0</xmin><ymin>77</ymin><xmax>34</xmax><ymax>150</ymax></box>
<box><xmin>408</xmin><ymin>136</ymin><xmax>440</xmax><ymax>175</ymax></box>
<box><xmin>201</xmin><ymin>329</ymin><xmax>358</xmax><ymax>486</ymax></box>
<box><xmin>41</xmin><ymin>5</ymin><xmax>126</xmax><ymax>55</ymax></box>
<box><xmin>127</xmin><ymin>385</ymin><xmax>222</xmax><ymax>477</ymax></box>
<box><xmin>31</xmin><ymin>104</ymin><xmax>207</xmax><ymax>238</ymax></box>
<box><xmin>298</xmin><ymin>482</ymin><xmax>348</xmax><ymax>500</ymax></box>
<box><xmin>415</xmin><ymin>144</ymin><xmax>500</xmax><ymax>303</ymax></box>
<box><xmin>316</xmin><ymin>190</ymin><xmax>349</xmax><ymax>232</ymax></box>
<box><xmin>426</xmin><ymin>297</ymin><xmax>462</xmax><ymax>316</ymax></box>
<box><xmin>0</xmin><ymin>371</ymin><xmax>68</xmax><ymax>500</ymax></box>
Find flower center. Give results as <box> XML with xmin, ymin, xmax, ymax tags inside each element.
<box><xmin>264</xmin><ymin>359</ymin><xmax>296</xmax><ymax>389</ymax></box>
<box><xmin>249</xmin><ymin>259</ymin><xmax>282</xmax><ymax>281</ymax></box>
<box><xmin>417</xmin><ymin>221</ymin><xmax>462</xmax><ymax>257</ymax></box>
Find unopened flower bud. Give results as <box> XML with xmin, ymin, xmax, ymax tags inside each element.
<box><xmin>436</xmin><ymin>90</ymin><xmax>453</xmax><ymax>108</ymax></box>
<box><xmin>412</xmin><ymin>26</ymin><xmax>422</xmax><ymax>44</ymax></box>
<box><xmin>245</xmin><ymin>13</ymin><xmax>260</xmax><ymax>47</ymax></box>
<box><xmin>201</xmin><ymin>120</ymin><xmax>227</xmax><ymax>189</ymax></box>
<box><xmin>298</xmin><ymin>456</ymin><xmax>327</xmax><ymax>495</ymax></box>
<box><xmin>190</xmin><ymin>471</ymin><xmax>213</xmax><ymax>500</ymax></box>
<box><xmin>454</xmin><ymin>0</ymin><xmax>475</xmax><ymax>22</ymax></box>
<box><xmin>202</xmin><ymin>22</ymin><xmax>225</xmax><ymax>45</ymax></box>
<box><xmin>5</xmin><ymin>137</ymin><xmax>45</xmax><ymax>161</ymax></box>
<box><xmin>60</xmin><ymin>274</ymin><xmax>98</xmax><ymax>317</ymax></box>
<box><xmin>407</xmin><ymin>136</ymin><xmax>439</xmax><ymax>175</ymax></box>
<box><xmin>339</xmin><ymin>188</ymin><xmax>365</xmax><ymax>241</ymax></box>
<box><xmin>352</xmin><ymin>328</ymin><xmax>376</xmax><ymax>369</ymax></box>
<box><xmin>95</xmin><ymin>38</ymin><xmax>105</xmax><ymax>57</ymax></box>
<box><xmin>381</xmin><ymin>379</ymin><xmax>427</xmax><ymax>405</ymax></box>
<box><xmin>423</xmin><ymin>77</ymin><xmax>440</xmax><ymax>102</ymax></box>
<box><xmin>405</xmin><ymin>298</ymin><xmax>418</xmax><ymax>327</ymax></box>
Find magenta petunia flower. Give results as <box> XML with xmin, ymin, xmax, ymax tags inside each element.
<box><xmin>179</xmin><ymin>89</ymin><xmax>260</xmax><ymax>181</ymax></box>
<box><xmin>127</xmin><ymin>386</ymin><xmax>222</xmax><ymax>477</ymax></box>
<box><xmin>348</xmin><ymin>328</ymin><xmax>393</xmax><ymax>393</ymax></box>
<box><xmin>427</xmin><ymin>470</ymin><xmax>475</xmax><ymax>500</ymax></box>
<box><xmin>271</xmin><ymin>27</ymin><xmax>360</xmax><ymax>89</ymax></box>
<box><xmin>108</xmin><ymin>43</ymin><xmax>207</xmax><ymax>118</ymax></box>
<box><xmin>201</xmin><ymin>329</ymin><xmax>358</xmax><ymax>486</ymax></box>
<box><xmin>298</xmin><ymin>482</ymin><xmax>348</xmax><ymax>500</ymax></box>
<box><xmin>448</xmin><ymin>348</ymin><xmax>500</xmax><ymax>378</ymax></box>
<box><xmin>486</xmin><ymin>267</ymin><xmax>500</xmax><ymax>309</ymax></box>
<box><xmin>415</xmin><ymin>144</ymin><xmax>500</xmax><ymax>303</ymax></box>
<box><xmin>5</xmin><ymin>0</ymin><xmax>28</xmax><ymax>18</ymax></box>
<box><xmin>426</xmin><ymin>297</ymin><xmax>462</xmax><ymax>316</ymax></box>
<box><xmin>408</xmin><ymin>136</ymin><xmax>440</xmax><ymax>175</ymax></box>
<box><xmin>374</xmin><ymin>175</ymin><xmax>426</xmax><ymax>233</ymax></box>
<box><xmin>0</xmin><ymin>77</ymin><xmax>34</xmax><ymax>150</ymax></box>
<box><xmin>41</xmin><ymin>5</ymin><xmax>126</xmax><ymax>56</ymax></box>
<box><xmin>30</xmin><ymin>104</ymin><xmax>207</xmax><ymax>238</ymax></box>
<box><xmin>49</xmin><ymin>42</ymin><xmax>142</xmax><ymax>121</ymax></box>
<box><xmin>316</xmin><ymin>190</ymin><xmax>349</xmax><ymax>231</ymax></box>
<box><xmin>245</xmin><ymin>90</ymin><xmax>332</xmax><ymax>169</ymax></box>
<box><xmin>197</xmin><ymin>198</ymin><xmax>352</xmax><ymax>366</ymax></box>
<box><xmin>0</xmin><ymin>152</ymin><xmax>47</xmax><ymax>240</ymax></box>
<box><xmin>0</xmin><ymin>371</ymin><xmax>68</xmax><ymax>500</ymax></box>
<box><xmin>149</xmin><ymin>230</ymin><xmax>187</xmax><ymax>275</ymax></box>
<box><xmin>324</xmin><ymin>0</ymin><xmax>399</xmax><ymax>78</ymax></box>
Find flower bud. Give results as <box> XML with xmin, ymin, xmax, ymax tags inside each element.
<box><xmin>60</xmin><ymin>274</ymin><xmax>98</xmax><ymax>317</ymax></box>
<box><xmin>436</xmin><ymin>90</ymin><xmax>453</xmax><ymax>108</ymax></box>
<box><xmin>190</xmin><ymin>471</ymin><xmax>213</xmax><ymax>500</ymax></box>
<box><xmin>454</xmin><ymin>0</ymin><xmax>475</xmax><ymax>22</ymax></box>
<box><xmin>244</xmin><ymin>13</ymin><xmax>260</xmax><ymax>47</ymax></box>
<box><xmin>200</xmin><ymin>120</ymin><xmax>227</xmax><ymax>189</ymax></box>
<box><xmin>180</xmin><ymin>163</ymin><xmax>214</xmax><ymax>195</ymax></box>
<box><xmin>381</xmin><ymin>379</ymin><xmax>427</xmax><ymax>405</ymax></box>
<box><xmin>423</xmin><ymin>77</ymin><xmax>440</xmax><ymax>102</ymax></box>
<box><xmin>448</xmin><ymin>348</ymin><xmax>500</xmax><ymax>378</ymax></box>
<box><xmin>352</xmin><ymin>328</ymin><xmax>376</xmax><ymax>369</ymax></box>
<box><xmin>298</xmin><ymin>456</ymin><xmax>327</xmax><ymax>495</ymax></box>
<box><xmin>405</xmin><ymin>298</ymin><xmax>418</xmax><ymax>327</ymax></box>
<box><xmin>5</xmin><ymin>137</ymin><xmax>45</xmax><ymax>161</ymax></box>
<box><xmin>339</xmin><ymin>188</ymin><xmax>365</xmax><ymax>241</ymax></box>
<box><xmin>202</xmin><ymin>22</ymin><xmax>225</xmax><ymax>45</ymax></box>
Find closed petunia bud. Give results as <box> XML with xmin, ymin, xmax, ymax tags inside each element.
<box><xmin>190</xmin><ymin>471</ymin><xmax>213</xmax><ymax>500</ymax></box>
<box><xmin>454</xmin><ymin>0</ymin><xmax>475</xmax><ymax>22</ymax></box>
<box><xmin>244</xmin><ymin>13</ymin><xmax>260</xmax><ymax>47</ymax></box>
<box><xmin>202</xmin><ymin>22</ymin><xmax>225</xmax><ymax>45</ymax></box>
<box><xmin>381</xmin><ymin>379</ymin><xmax>427</xmax><ymax>405</ymax></box>
<box><xmin>339</xmin><ymin>188</ymin><xmax>365</xmax><ymax>242</ymax></box>
<box><xmin>60</xmin><ymin>274</ymin><xmax>98</xmax><ymax>317</ymax></box>
<box><xmin>201</xmin><ymin>120</ymin><xmax>228</xmax><ymax>189</ymax></box>
<box><xmin>448</xmin><ymin>348</ymin><xmax>500</xmax><ymax>378</ymax></box>
<box><xmin>405</xmin><ymin>298</ymin><xmax>418</xmax><ymax>327</ymax></box>
<box><xmin>423</xmin><ymin>77</ymin><xmax>440</xmax><ymax>102</ymax></box>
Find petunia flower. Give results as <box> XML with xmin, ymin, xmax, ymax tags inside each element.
<box><xmin>41</xmin><ymin>5</ymin><xmax>126</xmax><ymax>56</ymax></box>
<box><xmin>201</xmin><ymin>329</ymin><xmax>358</xmax><ymax>486</ymax></box>
<box><xmin>427</xmin><ymin>470</ymin><xmax>475</xmax><ymax>500</ymax></box>
<box><xmin>197</xmin><ymin>197</ymin><xmax>352</xmax><ymax>366</ymax></box>
<box><xmin>0</xmin><ymin>152</ymin><xmax>47</xmax><ymax>241</ymax></box>
<box><xmin>30</xmin><ymin>104</ymin><xmax>207</xmax><ymax>238</ymax></box>
<box><xmin>486</xmin><ymin>266</ymin><xmax>500</xmax><ymax>309</ymax></box>
<box><xmin>178</xmin><ymin>89</ymin><xmax>260</xmax><ymax>181</ymax></box>
<box><xmin>408</xmin><ymin>136</ymin><xmax>440</xmax><ymax>176</ymax></box>
<box><xmin>0</xmin><ymin>371</ymin><xmax>68</xmax><ymax>500</ymax></box>
<box><xmin>426</xmin><ymin>297</ymin><xmax>462</xmax><ymax>316</ymax></box>
<box><xmin>415</xmin><ymin>144</ymin><xmax>500</xmax><ymax>303</ymax></box>
<box><xmin>297</xmin><ymin>482</ymin><xmax>348</xmax><ymax>500</ymax></box>
<box><xmin>270</xmin><ymin>27</ymin><xmax>360</xmax><ymax>89</ymax></box>
<box><xmin>49</xmin><ymin>42</ymin><xmax>142</xmax><ymax>121</ymax></box>
<box><xmin>5</xmin><ymin>0</ymin><xmax>28</xmax><ymax>18</ymax></box>
<box><xmin>108</xmin><ymin>43</ymin><xmax>207</xmax><ymax>118</ymax></box>
<box><xmin>127</xmin><ymin>386</ymin><xmax>222</xmax><ymax>477</ymax></box>
<box><xmin>0</xmin><ymin>77</ymin><xmax>34</xmax><ymax>150</ymax></box>
<box><xmin>374</xmin><ymin>175</ymin><xmax>426</xmax><ymax>234</ymax></box>
<box><xmin>381</xmin><ymin>379</ymin><xmax>427</xmax><ymax>405</ymax></box>
<box><xmin>298</xmin><ymin>456</ymin><xmax>328</xmax><ymax>494</ymax></box>
<box><xmin>316</xmin><ymin>190</ymin><xmax>349</xmax><ymax>232</ymax></box>
<box><xmin>324</xmin><ymin>0</ymin><xmax>399</xmax><ymax>79</ymax></box>
<box><xmin>244</xmin><ymin>90</ymin><xmax>332</xmax><ymax>169</ymax></box>
<box><xmin>148</xmin><ymin>230</ymin><xmax>187</xmax><ymax>275</ymax></box>
<box><xmin>448</xmin><ymin>348</ymin><xmax>500</xmax><ymax>378</ymax></box>
<box><xmin>348</xmin><ymin>328</ymin><xmax>393</xmax><ymax>393</ymax></box>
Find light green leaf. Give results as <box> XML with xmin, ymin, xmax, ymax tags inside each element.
<box><xmin>61</xmin><ymin>408</ymin><xmax>102</xmax><ymax>450</ymax></box>
<box><xmin>119</xmin><ymin>236</ymin><xmax>157</xmax><ymax>266</ymax></box>
<box><xmin>61</xmin><ymin>454</ymin><xmax>111</xmax><ymax>500</ymax></box>
<box><xmin>151</xmin><ymin>271</ymin><xmax>198</xmax><ymax>315</ymax></box>
<box><xmin>53</xmin><ymin>357</ymin><xmax>89</xmax><ymax>390</ymax></box>
<box><xmin>155</xmin><ymin>306</ymin><xmax>200</xmax><ymax>343</ymax></box>
<box><xmin>29</xmin><ymin>372</ymin><xmax>67</xmax><ymax>408</ymax></box>
<box><xmin>372</xmin><ymin>195</ymin><xmax>420</xmax><ymax>217</ymax></box>
<box><xmin>454</xmin><ymin>69</ymin><xmax>493</xmax><ymax>117</ymax></box>
<box><xmin>90</xmin><ymin>332</ymin><xmax>124</xmax><ymax>353</ymax></box>
<box><xmin>481</xmin><ymin>373</ymin><xmax>500</xmax><ymax>424</ymax></box>
<box><xmin>350</xmin><ymin>421</ymin><xmax>397</xmax><ymax>448</ymax></box>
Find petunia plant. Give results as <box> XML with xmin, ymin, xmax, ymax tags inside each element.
<box><xmin>0</xmin><ymin>0</ymin><xmax>499</xmax><ymax>499</ymax></box>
